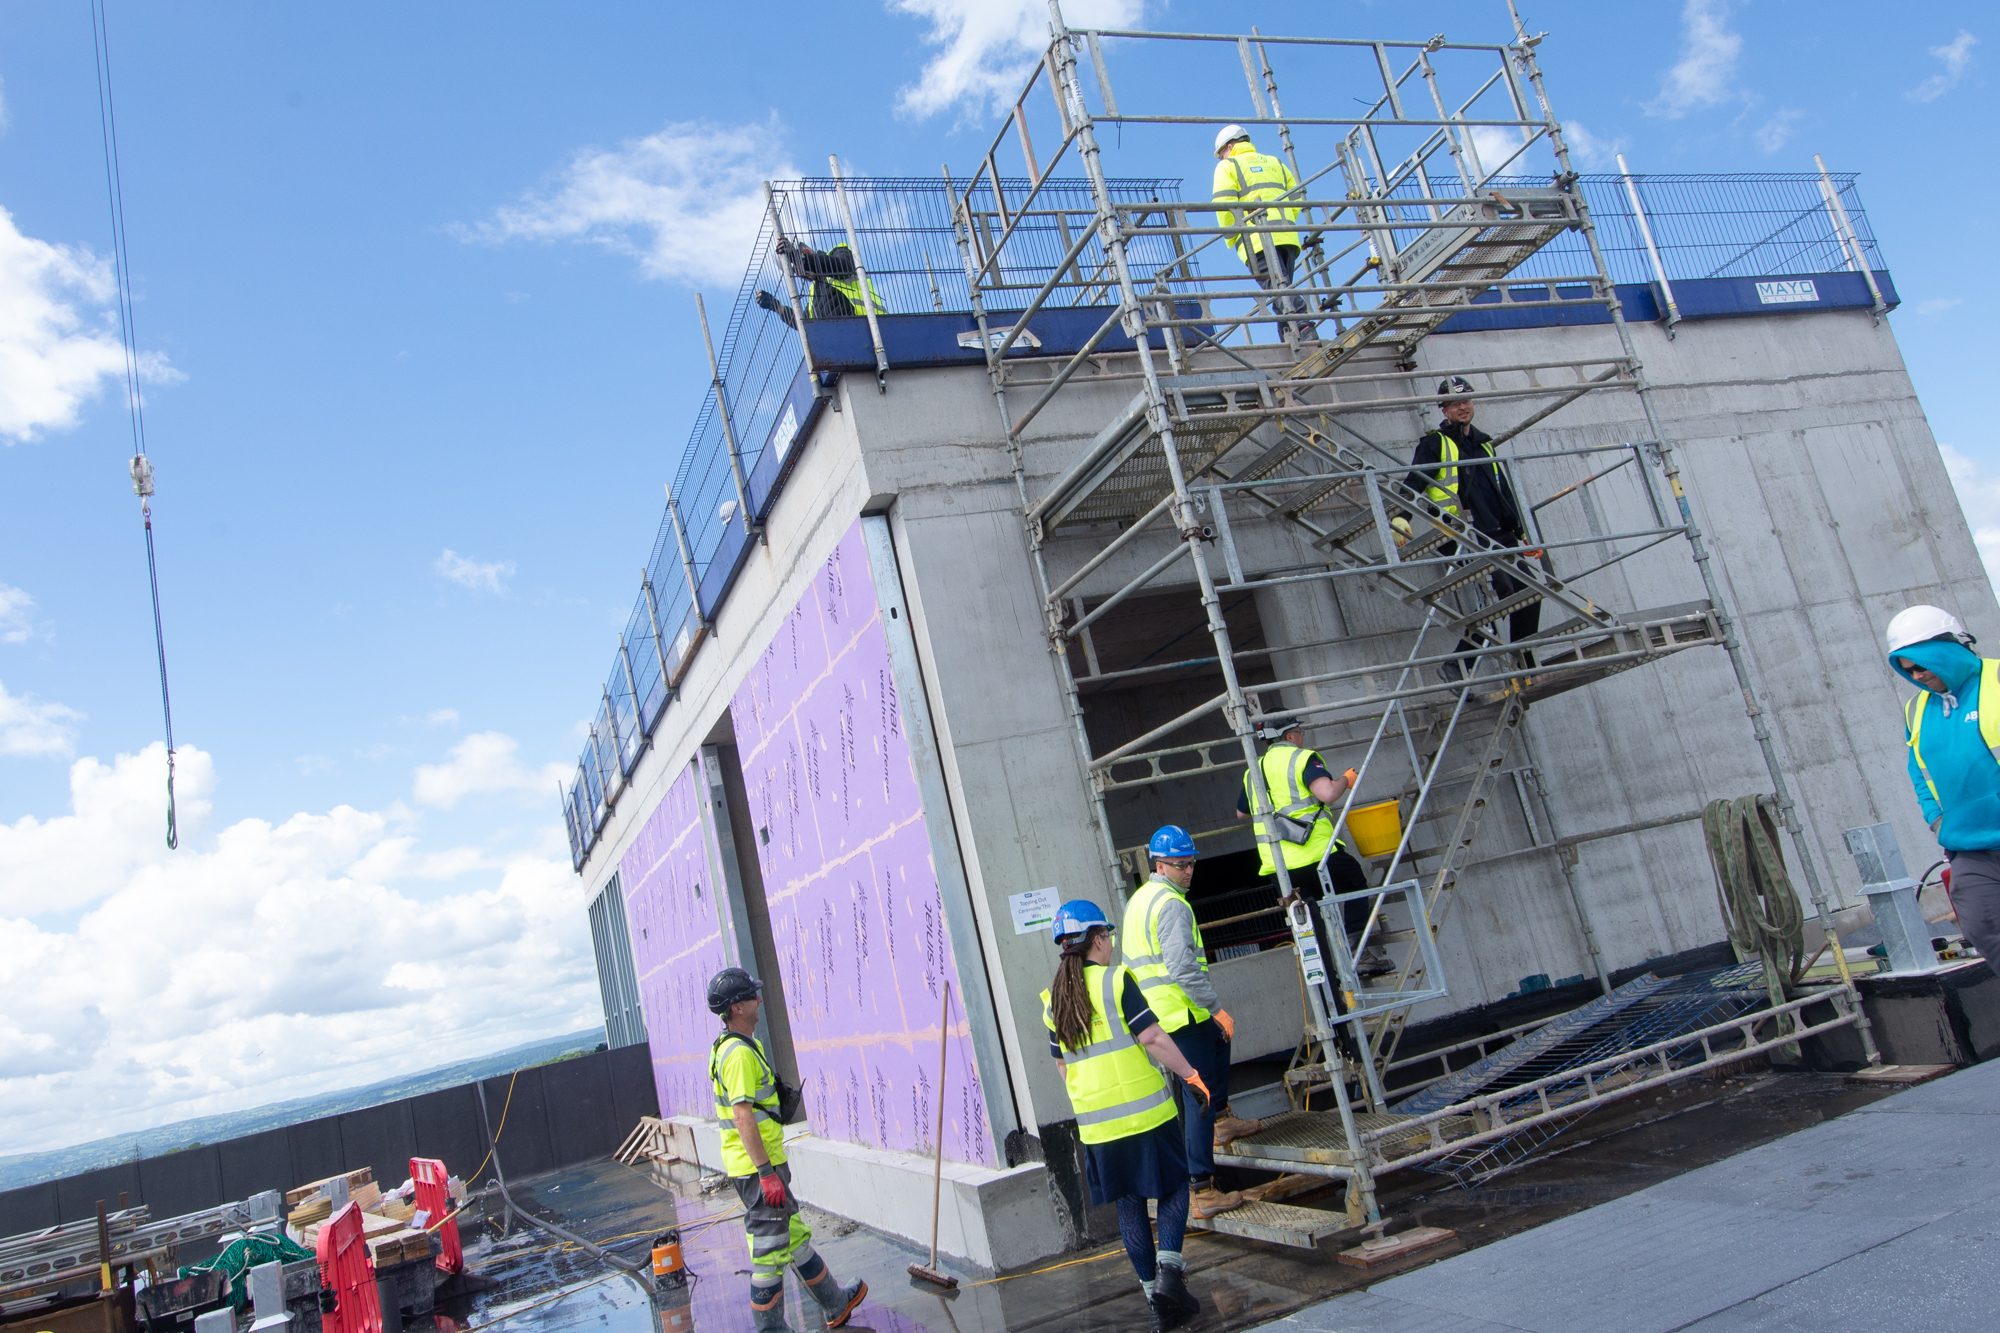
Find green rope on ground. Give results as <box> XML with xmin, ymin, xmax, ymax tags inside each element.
<box><xmin>180</xmin><ymin>1232</ymin><xmax>315</xmax><ymax>1310</ymax></box>
<box><xmin>1702</xmin><ymin>795</ymin><xmax>1806</xmax><ymax>986</ymax></box>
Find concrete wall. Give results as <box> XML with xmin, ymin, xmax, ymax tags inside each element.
<box><xmin>0</xmin><ymin>1045</ymin><xmax>657</xmax><ymax>1239</ymax></box>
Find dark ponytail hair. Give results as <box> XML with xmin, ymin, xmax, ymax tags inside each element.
<box><xmin>1050</xmin><ymin>925</ymin><xmax>1108</xmax><ymax>1053</ymax></box>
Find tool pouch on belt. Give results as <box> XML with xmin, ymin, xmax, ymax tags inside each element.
<box><xmin>1273</xmin><ymin>811</ymin><xmax>1315</xmax><ymax>845</ymax></box>
<box><xmin>774</xmin><ymin>1074</ymin><xmax>804</xmax><ymax>1125</ymax></box>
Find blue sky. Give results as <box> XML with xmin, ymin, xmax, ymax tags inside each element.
<box><xmin>0</xmin><ymin>0</ymin><xmax>1989</xmax><ymax>1152</ymax></box>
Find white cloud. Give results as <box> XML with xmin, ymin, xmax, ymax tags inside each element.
<box><xmin>888</xmin><ymin>0</ymin><xmax>1145</xmax><ymax>120</ymax></box>
<box><xmin>459</xmin><ymin>119</ymin><xmax>797</xmax><ymax>288</ymax></box>
<box><xmin>1908</xmin><ymin>31</ymin><xmax>1978</xmax><ymax>103</ymax></box>
<box><xmin>0</xmin><ymin>206</ymin><xmax>180</xmax><ymax>444</ymax></box>
<box><xmin>0</xmin><ymin>742</ymin><xmax>593</xmax><ymax>1153</ymax></box>
<box><xmin>0</xmin><ymin>679</ymin><xmax>82</xmax><ymax>757</ymax></box>
<box><xmin>1563</xmin><ymin>121</ymin><xmax>1626</xmax><ymax>170</ymax></box>
<box><xmin>435</xmin><ymin>549</ymin><xmax>514</xmax><ymax>594</ymax></box>
<box><xmin>412</xmin><ymin>730</ymin><xmax>568</xmax><ymax>809</ymax></box>
<box><xmin>1646</xmin><ymin>0</ymin><xmax>1743</xmax><ymax>118</ymax></box>
<box><xmin>1753</xmin><ymin>107</ymin><xmax>1803</xmax><ymax>153</ymax></box>
<box><xmin>426</xmin><ymin>708</ymin><xmax>460</xmax><ymax>727</ymax></box>
<box><xmin>0</xmin><ymin>582</ymin><xmax>42</xmax><ymax>642</ymax></box>
<box><xmin>1915</xmin><ymin>297</ymin><xmax>1963</xmax><ymax>316</ymax></box>
<box><xmin>1941</xmin><ymin>444</ymin><xmax>2000</xmax><ymax>597</ymax></box>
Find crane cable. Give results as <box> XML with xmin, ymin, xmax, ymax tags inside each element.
<box><xmin>90</xmin><ymin>0</ymin><xmax>178</xmax><ymax>849</ymax></box>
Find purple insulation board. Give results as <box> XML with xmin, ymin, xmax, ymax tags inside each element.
<box><xmin>731</xmin><ymin>519</ymin><xmax>995</xmax><ymax>1166</ymax></box>
<box><xmin>620</xmin><ymin>759</ymin><xmax>731</xmax><ymax>1121</ymax></box>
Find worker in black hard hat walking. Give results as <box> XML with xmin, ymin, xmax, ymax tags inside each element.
<box><xmin>1404</xmin><ymin>377</ymin><xmax>1542</xmax><ymax>681</ymax></box>
<box><xmin>706</xmin><ymin>967</ymin><xmax>868</xmax><ymax>1333</ymax></box>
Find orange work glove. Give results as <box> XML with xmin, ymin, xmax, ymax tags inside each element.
<box><xmin>1184</xmin><ymin>1071</ymin><xmax>1212</xmax><ymax>1112</ymax></box>
<box><xmin>1342</xmin><ymin>767</ymin><xmax>1359</xmax><ymax>789</ymax></box>
<box><xmin>1213</xmin><ymin>1009</ymin><xmax>1235</xmax><ymax>1041</ymax></box>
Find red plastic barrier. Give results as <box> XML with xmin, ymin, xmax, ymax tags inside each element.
<box><xmin>316</xmin><ymin>1202</ymin><xmax>382</xmax><ymax>1333</ymax></box>
<box><xmin>409</xmin><ymin>1157</ymin><xmax>463</xmax><ymax>1275</ymax></box>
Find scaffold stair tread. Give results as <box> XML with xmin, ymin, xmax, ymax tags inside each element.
<box><xmin>1388</xmin><ymin>973</ymin><xmax>1679</xmax><ymax>1115</ymax></box>
<box><xmin>1156</xmin><ymin>1198</ymin><xmax>1350</xmax><ymax>1249</ymax></box>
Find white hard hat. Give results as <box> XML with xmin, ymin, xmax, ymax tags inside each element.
<box><xmin>1214</xmin><ymin>124</ymin><xmax>1251</xmax><ymax>156</ymax></box>
<box><xmin>1886</xmin><ymin>604</ymin><xmax>1975</xmax><ymax>655</ymax></box>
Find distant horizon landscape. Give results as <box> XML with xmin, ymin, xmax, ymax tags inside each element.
<box><xmin>0</xmin><ymin>1027</ymin><xmax>606</xmax><ymax>1195</ymax></box>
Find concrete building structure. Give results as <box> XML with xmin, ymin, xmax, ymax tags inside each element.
<box><xmin>569</xmin><ymin>13</ymin><xmax>1984</xmax><ymax>1269</ymax></box>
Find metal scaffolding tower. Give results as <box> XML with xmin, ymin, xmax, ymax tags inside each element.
<box><xmin>946</xmin><ymin>1</ymin><xmax>1875</xmax><ymax>1234</ymax></box>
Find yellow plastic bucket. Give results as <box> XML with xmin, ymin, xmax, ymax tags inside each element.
<box><xmin>1345</xmin><ymin>799</ymin><xmax>1403</xmax><ymax>858</ymax></box>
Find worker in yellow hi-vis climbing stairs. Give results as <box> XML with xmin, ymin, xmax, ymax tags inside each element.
<box><xmin>1211</xmin><ymin>124</ymin><xmax>1311</xmax><ymax>339</ymax></box>
<box><xmin>707</xmin><ymin>968</ymin><xmax>868</xmax><ymax>1333</ymax></box>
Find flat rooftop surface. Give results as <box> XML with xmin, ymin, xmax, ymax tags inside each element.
<box><xmin>1276</xmin><ymin>1059</ymin><xmax>1999</xmax><ymax>1331</ymax></box>
<box><xmin>434</xmin><ymin>1064</ymin><xmax>1950</xmax><ymax>1333</ymax></box>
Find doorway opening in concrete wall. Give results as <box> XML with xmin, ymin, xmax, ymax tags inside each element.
<box><xmin>698</xmin><ymin>733</ymin><xmax>804</xmax><ymax>1113</ymax></box>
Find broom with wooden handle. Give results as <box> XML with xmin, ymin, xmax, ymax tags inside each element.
<box><xmin>908</xmin><ymin>981</ymin><xmax>959</xmax><ymax>1289</ymax></box>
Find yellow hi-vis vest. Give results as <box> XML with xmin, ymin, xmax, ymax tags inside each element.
<box><xmin>710</xmin><ymin>1031</ymin><xmax>786</xmax><ymax>1177</ymax></box>
<box><xmin>1120</xmin><ymin>876</ymin><xmax>1210</xmax><ymax>1033</ymax></box>
<box><xmin>1244</xmin><ymin>742</ymin><xmax>1341</xmax><ymax>876</ymax></box>
<box><xmin>815</xmin><ymin>245</ymin><xmax>886</xmax><ymax>320</ymax></box>
<box><xmin>1418</xmin><ymin>430</ymin><xmax>1461</xmax><ymax>517</ymax></box>
<box><xmin>1211</xmin><ymin>143</ymin><xmax>1301</xmax><ymax>261</ymax></box>
<box><xmin>1041</xmin><ymin>962</ymin><xmax>1176</xmax><ymax>1146</ymax></box>
<box><xmin>1905</xmin><ymin>658</ymin><xmax>2000</xmax><ymax>806</ymax></box>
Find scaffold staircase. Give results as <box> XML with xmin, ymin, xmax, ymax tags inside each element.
<box><xmin>944</xmin><ymin>4</ymin><xmax>1875</xmax><ymax>1241</ymax></box>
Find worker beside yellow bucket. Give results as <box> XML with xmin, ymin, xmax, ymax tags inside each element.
<box><xmin>1235</xmin><ymin>722</ymin><xmax>1396</xmax><ymax>978</ymax></box>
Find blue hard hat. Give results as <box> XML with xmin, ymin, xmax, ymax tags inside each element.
<box><xmin>1050</xmin><ymin>899</ymin><xmax>1110</xmax><ymax>943</ymax></box>
<box><xmin>1148</xmin><ymin>825</ymin><xmax>1198</xmax><ymax>859</ymax></box>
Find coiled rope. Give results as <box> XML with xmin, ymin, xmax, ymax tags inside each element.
<box><xmin>1702</xmin><ymin>795</ymin><xmax>1806</xmax><ymax>985</ymax></box>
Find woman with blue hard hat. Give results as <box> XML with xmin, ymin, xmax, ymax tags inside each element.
<box><xmin>1042</xmin><ymin>899</ymin><xmax>1213</xmax><ymax>1333</ymax></box>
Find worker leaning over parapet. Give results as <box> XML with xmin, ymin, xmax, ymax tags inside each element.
<box><xmin>1234</xmin><ymin>722</ymin><xmax>1393</xmax><ymax>981</ymax></box>
<box><xmin>754</xmin><ymin>238</ymin><xmax>885</xmax><ymax>328</ymax></box>
<box><xmin>706</xmin><ymin>968</ymin><xmax>868</xmax><ymax>1333</ymax></box>
<box><xmin>1122</xmin><ymin>826</ymin><xmax>1248</xmax><ymax>1219</ymax></box>
<box><xmin>1210</xmin><ymin>124</ymin><xmax>1311</xmax><ymax>340</ymax></box>
<box><xmin>1887</xmin><ymin>605</ymin><xmax>2000</xmax><ymax>968</ymax></box>
<box><xmin>1402</xmin><ymin>376</ymin><xmax>1542</xmax><ymax>682</ymax></box>
<box><xmin>1042</xmin><ymin>901</ymin><xmax>1211</xmax><ymax>1333</ymax></box>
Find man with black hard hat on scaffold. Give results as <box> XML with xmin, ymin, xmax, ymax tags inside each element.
<box><xmin>1403</xmin><ymin>376</ymin><xmax>1543</xmax><ymax>683</ymax></box>
<box><xmin>706</xmin><ymin>967</ymin><xmax>869</xmax><ymax>1333</ymax></box>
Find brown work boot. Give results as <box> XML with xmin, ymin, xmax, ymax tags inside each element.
<box><xmin>1212</xmin><ymin>1114</ymin><xmax>1263</xmax><ymax>1148</ymax></box>
<box><xmin>1189</xmin><ymin>1185</ymin><xmax>1244</xmax><ymax>1219</ymax></box>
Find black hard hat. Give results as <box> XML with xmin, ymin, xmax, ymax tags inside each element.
<box><xmin>1437</xmin><ymin>376</ymin><xmax>1474</xmax><ymax>399</ymax></box>
<box><xmin>706</xmin><ymin>967</ymin><xmax>763</xmax><ymax>1015</ymax></box>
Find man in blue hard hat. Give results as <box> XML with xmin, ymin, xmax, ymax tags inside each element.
<box><xmin>1121</xmin><ymin>825</ymin><xmax>1246</xmax><ymax>1219</ymax></box>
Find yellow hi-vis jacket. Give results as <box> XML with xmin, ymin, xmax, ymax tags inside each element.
<box><xmin>1041</xmin><ymin>963</ymin><xmax>1176</xmax><ymax>1145</ymax></box>
<box><xmin>1416</xmin><ymin>429</ymin><xmax>1462</xmax><ymax>517</ymax></box>
<box><xmin>1243</xmin><ymin>742</ymin><xmax>1341</xmax><ymax>876</ymax></box>
<box><xmin>711</xmin><ymin>1031</ymin><xmax>786</xmax><ymax>1177</ymax></box>
<box><xmin>1121</xmin><ymin>877</ymin><xmax>1211</xmax><ymax>1032</ymax></box>
<box><xmin>815</xmin><ymin>245</ymin><xmax>886</xmax><ymax>320</ymax></box>
<box><xmin>1906</xmin><ymin>658</ymin><xmax>2000</xmax><ymax>808</ymax></box>
<box><xmin>1212</xmin><ymin>141</ymin><xmax>1301</xmax><ymax>261</ymax></box>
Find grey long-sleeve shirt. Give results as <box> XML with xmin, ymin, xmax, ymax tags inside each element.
<box><xmin>1148</xmin><ymin>876</ymin><xmax>1222</xmax><ymax>1017</ymax></box>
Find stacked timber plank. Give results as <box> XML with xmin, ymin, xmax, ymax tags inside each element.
<box><xmin>284</xmin><ymin>1168</ymin><xmax>434</xmax><ymax>1265</ymax></box>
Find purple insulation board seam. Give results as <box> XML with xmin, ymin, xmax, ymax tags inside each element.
<box><xmin>731</xmin><ymin>518</ymin><xmax>996</xmax><ymax>1166</ymax></box>
<box><xmin>620</xmin><ymin>759</ymin><xmax>731</xmax><ymax>1121</ymax></box>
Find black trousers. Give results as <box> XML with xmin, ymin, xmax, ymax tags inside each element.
<box><xmin>1453</xmin><ymin>562</ymin><xmax>1544</xmax><ymax>659</ymax></box>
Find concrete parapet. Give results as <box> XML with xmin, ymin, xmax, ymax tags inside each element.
<box><xmin>664</xmin><ymin>1116</ymin><xmax>1063</xmax><ymax>1272</ymax></box>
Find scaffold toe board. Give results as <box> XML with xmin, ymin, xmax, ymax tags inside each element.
<box><xmin>1215</xmin><ymin>1109</ymin><xmax>1477</xmax><ymax>1171</ymax></box>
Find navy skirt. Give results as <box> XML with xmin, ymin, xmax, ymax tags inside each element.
<box><xmin>1083</xmin><ymin>1114</ymin><xmax>1188</xmax><ymax>1206</ymax></box>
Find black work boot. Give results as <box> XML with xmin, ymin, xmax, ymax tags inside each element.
<box><xmin>1152</xmin><ymin>1263</ymin><xmax>1201</xmax><ymax>1330</ymax></box>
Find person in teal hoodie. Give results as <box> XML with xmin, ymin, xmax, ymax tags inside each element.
<box><xmin>1887</xmin><ymin>603</ymin><xmax>2000</xmax><ymax>969</ymax></box>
